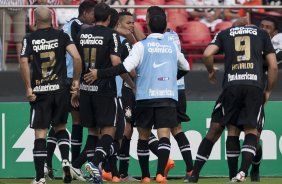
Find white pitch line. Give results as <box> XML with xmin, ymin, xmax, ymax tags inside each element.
<box><xmin>2</xmin><ymin>113</ymin><xmax>5</xmax><ymax>169</ymax></box>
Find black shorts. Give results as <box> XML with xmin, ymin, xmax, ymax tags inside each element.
<box><xmin>222</xmin><ymin>85</ymin><xmax>264</xmax><ymax>128</ymax></box>
<box><xmin>115</xmin><ymin>97</ymin><xmax>125</xmax><ymax>140</ymax></box>
<box><xmin>80</xmin><ymin>92</ymin><xmax>117</xmax><ymax>128</ymax></box>
<box><xmin>135</xmin><ymin>106</ymin><xmax>178</xmax><ymax>129</ymax></box>
<box><xmin>211</xmin><ymin>93</ymin><xmax>224</xmax><ymax>125</ymax></box>
<box><xmin>256</xmin><ymin>106</ymin><xmax>265</xmax><ymax>133</ymax></box>
<box><xmin>121</xmin><ymin>86</ymin><xmax>136</xmax><ymax>124</ymax></box>
<box><xmin>29</xmin><ymin>90</ymin><xmax>69</xmax><ymax>129</ymax></box>
<box><xmin>177</xmin><ymin>90</ymin><xmax>190</xmax><ymax>123</ymax></box>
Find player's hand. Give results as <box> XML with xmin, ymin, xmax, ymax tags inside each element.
<box><xmin>26</xmin><ymin>87</ymin><xmax>36</xmax><ymax>102</ymax></box>
<box><xmin>264</xmin><ymin>90</ymin><xmax>271</xmax><ymax>104</ymax></box>
<box><xmin>84</xmin><ymin>69</ymin><xmax>98</xmax><ymax>84</ymax></box>
<box><xmin>208</xmin><ymin>69</ymin><xmax>217</xmax><ymax>84</ymax></box>
<box><xmin>71</xmin><ymin>93</ymin><xmax>79</xmax><ymax>108</ymax></box>
<box><xmin>117</xmin><ymin>27</ymin><xmax>132</xmax><ymax>36</ymax></box>
<box><xmin>71</xmin><ymin>80</ymin><xmax>79</xmax><ymax>96</ymax></box>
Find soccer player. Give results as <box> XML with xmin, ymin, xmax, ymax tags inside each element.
<box><xmin>146</xmin><ymin>6</ymin><xmax>194</xmax><ymax>181</ymax></box>
<box><xmin>202</xmin><ymin>18</ymin><xmax>278</xmax><ymax>182</ymax></box>
<box><xmin>19</xmin><ymin>7</ymin><xmax>82</xmax><ymax>184</ymax></box>
<box><xmin>75</xmin><ymin>3</ymin><xmax>134</xmax><ymax>183</ymax></box>
<box><xmin>189</xmin><ymin>17</ymin><xmax>281</xmax><ymax>183</ymax></box>
<box><xmin>84</xmin><ymin>14</ymin><xmax>190</xmax><ymax>183</ymax></box>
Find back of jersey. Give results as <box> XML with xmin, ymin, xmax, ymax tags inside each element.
<box><xmin>211</xmin><ymin>26</ymin><xmax>275</xmax><ymax>90</ymax></box>
<box><xmin>77</xmin><ymin>25</ymin><xmax>121</xmax><ymax>96</ymax></box>
<box><xmin>21</xmin><ymin>28</ymin><xmax>72</xmax><ymax>94</ymax></box>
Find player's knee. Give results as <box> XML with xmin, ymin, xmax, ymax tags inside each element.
<box><xmin>171</xmin><ymin>124</ymin><xmax>182</xmax><ymax>136</ymax></box>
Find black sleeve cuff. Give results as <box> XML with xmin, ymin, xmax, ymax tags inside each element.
<box><xmin>97</xmin><ymin>64</ymin><xmax>128</xmax><ymax>79</ymax></box>
<box><xmin>177</xmin><ymin>70</ymin><xmax>189</xmax><ymax>80</ymax></box>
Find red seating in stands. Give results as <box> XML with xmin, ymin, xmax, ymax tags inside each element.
<box><xmin>135</xmin><ymin>1</ymin><xmax>154</xmax><ymax>20</ymax></box>
<box><xmin>214</xmin><ymin>21</ymin><xmax>233</xmax><ymax>33</ymax></box>
<box><xmin>180</xmin><ymin>21</ymin><xmax>211</xmax><ymax>44</ymax></box>
<box><xmin>165</xmin><ymin>0</ymin><xmax>185</xmax><ymax>4</ymax></box>
<box><xmin>167</xmin><ymin>12</ymin><xmax>188</xmax><ymax>27</ymax></box>
<box><xmin>135</xmin><ymin>0</ymin><xmax>165</xmax><ymax>4</ymax></box>
<box><xmin>265</xmin><ymin>11</ymin><xmax>282</xmax><ymax>16</ymax></box>
<box><xmin>165</xmin><ymin>1</ymin><xmax>187</xmax><ymax>16</ymax></box>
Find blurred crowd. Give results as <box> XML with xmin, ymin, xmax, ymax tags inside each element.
<box><xmin>0</xmin><ymin>0</ymin><xmax>281</xmax><ymax>71</ymax></box>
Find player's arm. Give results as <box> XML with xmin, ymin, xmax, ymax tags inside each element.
<box><xmin>19</xmin><ymin>36</ymin><xmax>36</xmax><ymax>102</ymax></box>
<box><xmin>132</xmin><ymin>24</ymin><xmax>146</xmax><ymax>42</ymax></box>
<box><xmin>86</xmin><ymin>42</ymin><xmax>143</xmax><ymax>82</ymax></box>
<box><xmin>176</xmin><ymin>45</ymin><xmax>190</xmax><ymax>79</ymax></box>
<box><xmin>263</xmin><ymin>30</ymin><xmax>278</xmax><ymax>103</ymax></box>
<box><xmin>203</xmin><ymin>44</ymin><xmax>220</xmax><ymax>84</ymax></box>
<box><xmin>66</xmin><ymin>44</ymin><xmax>82</xmax><ymax>82</ymax></box>
<box><xmin>265</xmin><ymin>53</ymin><xmax>278</xmax><ymax>102</ymax></box>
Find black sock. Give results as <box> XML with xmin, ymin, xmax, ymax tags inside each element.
<box><xmin>148</xmin><ymin>133</ymin><xmax>159</xmax><ymax>156</ymax></box>
<box><xmin>46</xmin><ymin>128</ymin><xmax>56</xmax><ymax>168</ymax></box>
<box><xmin>86</xmin><ymin>135</ymin><xmax>99</xmax><ymax>162</ymax></box>
<box><xmin>103</xmin><ymin>158</ymin><xmax>111</xmax><ymax>172</ymax></box>
<box><xmin>33</xmin><ymin>138</ymin><xmax>47</xmax><ymax>181</ymax></box>
<box><xmin>239</xmin><ymin>134</ymin><xmax>257</xmax><ymax>174</ymax></box>
<box><xmin>137</xmin><ymin>139</ymin><xmax>150</xmax><ymax>178</ymax></box>
<box><xmin>92</xmin><ymin>134</ymin><xmax>113</xmax><ymax>166</ymax></box>
<box><xmin>252</xmin><ymin>143</ymin><xmax>262</xmax><ymax>171</ymax></box>
<box><xmin>174</xmin><ymin>132</ymin><xmax>193</xmax><ymax>172</ymax></box>
<box><xmin>192</xmin><ymin>138</ymin><xmax>214</xmax><ymax>177</ymax></box>
<box><xmin>226</xmin><ymin>136</ymin><xmax>240</xmax><ymax>180</ymax></box>
<box><xmin>73</xmin><ymin>135</ymin><xmax>98</xmax><ymax>169</ymax></box>
<box><xmin>119</xmin><ymin>136</ymin><xmax>131</xmax><ymax>178</ymax></box>
<box><xmin>103</xmin><ymin>141</ymin><xmax>119</xmax><ymax>174</ymax></box>
<box><xmin>157</xmin><ymin>137</ymin><xmax>171</xmax><ymax>176</ymax></box>
<box><xmin>71</xmin><ymin>124</ymin><xmax>83</xmax><ymax>162</ymax></box>
<box><xmin>55</xmin><ymin>130</ymin><xmax>70</xmax><ymax>161</ymax></box>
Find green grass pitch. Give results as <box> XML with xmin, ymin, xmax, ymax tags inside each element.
<box><xmin>1</xmin><ymin>178</ymin><xmax>282</xmax><ymax>184</ymax></box>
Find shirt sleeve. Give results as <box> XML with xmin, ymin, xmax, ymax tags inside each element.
<box><xmin>61</xmin><ymin>30</ymin><xmax>73</xmax><ymax>48</ymax></box>
<box><xmin>210</xmin><ymin>31</ymin><xmax>223</xmax><ymax>50</ymax></box>
<box><xmin>20</xmin><ymin>35</ymin><xmax>32</xmax><ymax>58</ymax></box>
<box><xmin>109</xmin><ymin>31</ymin><xmax>121</xmax><ymax>56</ymax></box>
<box><xmin>176</xmin><ymin>46</ymin><xmax>190</xmax><ymax>71</ymax></box>
<box><xmin>123</xmin><ymin>41</ymin><xmax>143</xmax><ymax>72</ymax></box>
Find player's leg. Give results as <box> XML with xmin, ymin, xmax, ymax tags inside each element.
<box><xmin>232</xmin><ymin>86</ymin><xmax>263</xmax><ymax>182</ymax></box>
<box><xmin>85</xmin><ymin>95</ymin><xmax>117</xmax><ymax>183</ymax></box>
<box><xmin>155</xmin><ymin>106</ymin><xmax>178</xmax><ymax>183</ymax></box>
<box><xmin>250</xmin><ymin>107</ymin><xmax>264</xmax><ymax>182</ymax></box>
<box><xmin>226</xmin><ymin>125</ymin><xmax>241</xmax><ymax>180</ymax></box>
<box><xmin>135</xmin><ymin>105</ymin><xmax>154</xmax><ymax>182</ymax></box>
<box><xmin>171</xmin><ymin>124</ymin><xmax>193</xmax><ymax>180</ymax></box>
<box><xmin>119</xmin><ymin>88</ymin><xmax>139</xmax><ymax>181</ymax></box>
<box><xmin>30</xmin><ymin>94</ymin><xmax>52</xmax><ymax>184</ymax></box>
<box><xmin>189</xmin><ymin>94</ymin><xmax>225</xmax><ymax>183</ymax></box>
<box><xmin>45</xmin><ymin>127</ymin><xmax>56</xmax><ymax>179</ymax></box>
<box><xmin>71</xmin><ymin>110</ymin><xmax>83</xmax><ymax>162</ymax></box>
<box><xmin>172</xmin><ymin>89</ymin><xmax>193</xmax><ymax>181</ymax></box>
<box><xmin>53</xmin><ymin>90</ymin><xmax>72</xmax><ymax>183</ymax></box>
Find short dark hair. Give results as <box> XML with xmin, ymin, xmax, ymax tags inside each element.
<box><xmin>261</xmin><ymin>16</ymin><xmax>279</xmax><ymax>31</ymax></box>
<box><xmin>147</xmin><ymin>6</ymin><xmax>166</xmax><ymax>20</ymax></box>
<box><xmin>108</xmin><ymin>8</ymin><xmax>119</xmax><ymax>28</ymax></box>
<box><xmin>94</xmin><ymin>3</ymin><xmax>111</xmax><ymax>22</ymax></box>
<box><xmin>149</xmin><ymin>15</ymin><xmax>167</xmax><ymax>33</ymax></box>
<box><xmin>78</xmin><ymin>0</ymin><xmax>97</xmax><ymax>16</ymax></box>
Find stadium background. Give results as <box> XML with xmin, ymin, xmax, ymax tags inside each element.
<box><xmin>0</xmin><ymin>2</ymin><xmax>282</xmax><ymax>179</ymax></box>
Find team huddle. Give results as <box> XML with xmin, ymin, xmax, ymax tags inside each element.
<box><xmin>19</xmin><ymin>1</ymin><xmax>280</xmax><ymax>184</ymax></box>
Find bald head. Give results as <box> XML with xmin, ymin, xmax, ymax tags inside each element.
<box><xmin>233</xmin><ymin>17</ymin><xmax>249</xmax><ymax>27</ymax></box>
<box><xmin>35</xmin><ymin>6</ymin><xmax>52</xmax><ymax>25</ymax></box>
